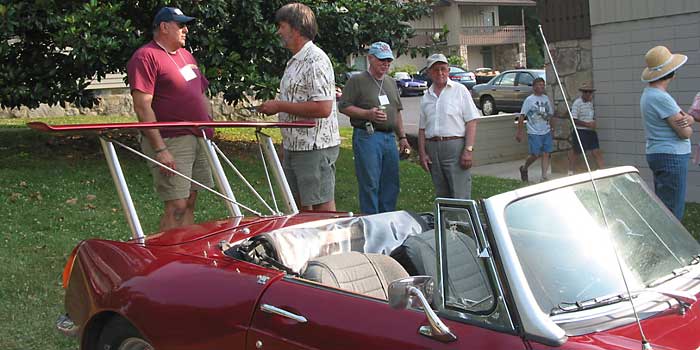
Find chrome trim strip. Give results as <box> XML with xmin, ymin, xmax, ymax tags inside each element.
<box><xmin>100</xmin><ymin>139</ymin><xmax>145</xmax><ymax>243</ymax></box>
<box><xmin>260</xmin><ymin>304</ymin><xmax>307</xmax><ymax>323</ymax></box>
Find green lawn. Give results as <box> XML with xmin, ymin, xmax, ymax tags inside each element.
<box><xmin>0</xmin><ymin>116</ymin><xmax>698</xmax><ymax>349</ymax></box>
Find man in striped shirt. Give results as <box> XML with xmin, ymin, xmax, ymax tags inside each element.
<box><xmin>568</xmin><ymin>82</ymin><xmax>604</xmax><ymax>175</ymax></box>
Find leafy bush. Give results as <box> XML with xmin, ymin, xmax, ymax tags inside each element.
<box><xmin>390</xmin><ymin>64</ymin><xmax>418</xmax><ymax>77</ymax></box>
<box><xmin>0</xmin><ymin>0</ymin><xmax>432</xmax><ymax>109</ymax></box>
<box><xmin>447</xmin><ymin>55</ymin><xmax>464</xmax><ymax>68</ymax></box>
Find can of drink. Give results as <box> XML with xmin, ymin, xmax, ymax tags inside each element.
<box><xmin>400</xmin><ymin>147</ymin><xmax>411</xmax><ymax>160</ymax></box>
<box><xmin>365</xmin><ymin>121</ymin><xmax>374</xmax><ymax>135</ymax></box>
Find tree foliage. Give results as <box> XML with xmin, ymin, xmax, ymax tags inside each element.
<box><xmin>0</xmin><ymin>0</ymin><xmax>432</xmax><ymax>109</ymax></box>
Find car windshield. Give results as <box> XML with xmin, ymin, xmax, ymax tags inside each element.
<box><xmin>504</xmin><ymin>173</ymin><xmax>700</xmax><ymax>315</ymax></box>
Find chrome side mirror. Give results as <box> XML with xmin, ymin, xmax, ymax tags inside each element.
<box><xmin>388</xmin><ymin>276</ymin><xmax>457</xmax><ymax>343</ymax></box>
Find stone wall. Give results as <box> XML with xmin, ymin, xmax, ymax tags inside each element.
<box><xmin>543</xmin><ymin>39</ymin><xmax>593</xmax><ymax>172</ymax></box>
<box><xmin>0</xmin><ymin>88</ymin><xmax>267</xmax><ymax>121</ymax></box>
<box><xmin>493</xmin><ymin>43</ymin><xmax>523</xmax><ymax>71</ymax></box>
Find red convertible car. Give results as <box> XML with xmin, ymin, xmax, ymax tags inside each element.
<box><xmin>32</xmin><ymin>121</ymin><xmax>700</xmax><ymax>350</ymax></box>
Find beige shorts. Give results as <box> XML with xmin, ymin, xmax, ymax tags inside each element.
<box><xmin>141</xmin><ymin>135</ymin><xmax>214</xmax><ymax>202</ymax></box>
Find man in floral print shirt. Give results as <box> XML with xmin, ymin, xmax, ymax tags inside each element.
<box><xmin>259</xmin><ymin>3</ymin><xmax>341</xmax><ymax>211</ymax></box>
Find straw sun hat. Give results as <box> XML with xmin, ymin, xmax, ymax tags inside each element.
<box><xmin>578</xmin><ymin>82</ymin><xmax>595</xmax><ymax>92</ymax></box>
<box><xmin>641</xmin><ymin>46</ymin><xmax>687</xmax><ymax>83</ymax></box>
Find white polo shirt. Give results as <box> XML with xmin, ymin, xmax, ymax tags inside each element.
<box><xmin>419</xmin><ymin>80</ymin><xmax>479</xmax><ymax>138</ymax></box>
<box><xmin>279</xmin><ymin>41</ymin><xmax>341</xmax><ymax>151</ymax></box>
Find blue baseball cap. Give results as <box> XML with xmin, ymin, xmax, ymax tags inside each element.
<box><xmin>152</xmin><ymin>7</ymin><xmax>195</xmax><ymax>28</ymax></box>
<box><xmin>368</xmin><ymin>42</ymin><xmax>394</xmax><ymax>60</ymax></box>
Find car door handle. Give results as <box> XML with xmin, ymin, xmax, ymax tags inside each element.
<box><xmin>260</xmin><ymin>304</ymin><xmax>308</xmax><ymax>323</ymax></box>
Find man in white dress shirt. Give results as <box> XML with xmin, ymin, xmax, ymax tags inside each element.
<box><xmin>418</xmin><ymin>54</ymin><xmax>479</xmax><ymax>199</ymax></box>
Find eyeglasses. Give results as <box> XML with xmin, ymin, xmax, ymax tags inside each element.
<box><xmin>378</xmin><ymin>58</ymin><xmax>393</xmax><ymax>63</ymax></box>
<box><xmin>174</xmin><ymin>22</ymin><xmax>187</xmax><ymax>29</ymax></box>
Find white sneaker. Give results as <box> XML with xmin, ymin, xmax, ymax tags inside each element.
<box><xmin>567</xmin><ymin>171</ymin><xmax>574</xmax><ymax>176</ymax></box>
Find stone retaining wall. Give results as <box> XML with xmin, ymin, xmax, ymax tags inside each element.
<box><xmin>0</xmin><ymin>88</ymin><xmax>266</xmax><ymax>121</ymax></box>
<box><xmin>543</xmin><ymin>38</ymin><xmax>594</xmax><ymax>173</ymax></box>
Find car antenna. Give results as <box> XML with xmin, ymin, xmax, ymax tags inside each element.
<box><xmin>538</xmin><ymin>24</ymin><xmax>653</xmax><ymax>350</ymax></box>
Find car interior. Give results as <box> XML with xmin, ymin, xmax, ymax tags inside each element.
<box><xmin>225</xmin><ymin>210</ymin><xmax>494</xmax><ymax>309</ymax></box>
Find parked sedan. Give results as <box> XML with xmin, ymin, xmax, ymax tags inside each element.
<box><xmin>393</xmin><ymin>71</ymin><xmax>428</xmax><ymax>96</ymax></box>
<box><xmin>471</xmin><ymin>69</ymin><xmax>545</xmax><ymax>116</ymax></box>
<box><xmin>416</xmin><ymin>66</ymin><xmax>477</xmax><ymax>89</ymax></box>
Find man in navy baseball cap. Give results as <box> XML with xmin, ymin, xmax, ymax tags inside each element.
<box><xmin>152</xmin><ymin>7</ymin><xmax>195</xmax><ymax>28</ymax></box>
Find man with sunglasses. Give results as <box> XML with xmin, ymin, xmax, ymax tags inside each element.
<box><xmin>127</xmin><ymin>7</ymin><xmax>214</xmax><ymax>231</ymax></box>
<box><xmin>339</xmin><ymin>42</ymin><xmax>410</xmax><ymax>214</ymax></box>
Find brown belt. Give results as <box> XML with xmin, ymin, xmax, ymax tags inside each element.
<box><xmin>427</xmin><ymin>136</ymin><xmax>463</xmax><ymax>142</ymax></box>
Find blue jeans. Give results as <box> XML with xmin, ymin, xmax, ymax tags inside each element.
<box><xmin>646</xmin><ymin>153</ymin><xmax>690</xmax><ymax>220</ymax></box>
<box><xmin>352</xmin><ymin>129</ymin><xmax>400</xmax><ymax>214</ymax></box>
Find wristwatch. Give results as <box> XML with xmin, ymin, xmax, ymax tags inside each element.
<box><xmin>465</xmin><ymin>145</ymin><xmax>474</xmax><ymax>152</ymax></box>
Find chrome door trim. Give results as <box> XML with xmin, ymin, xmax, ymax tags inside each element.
<box><xmin>260</xmin><ymin>304</ymin><xmax>308</xmax><ymax>323</ymax></box>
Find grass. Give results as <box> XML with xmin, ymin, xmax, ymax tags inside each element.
<box><xmin>0</xmin><ymin>115</ymin><xmax>698</xmax><ymax>349</ymax></box>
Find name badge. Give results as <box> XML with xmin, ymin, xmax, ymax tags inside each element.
<box><xmin>378</xmin><ymin>94</ymin><xmax>390</xmax><ymax>106</ymax></box>
<box><xmin>180</xmin><ymin>65</ymin><xmax>197</xmax><ymax>81</ymax></box>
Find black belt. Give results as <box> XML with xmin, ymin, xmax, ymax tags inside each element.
<box><xmin>354</xmin><ymin>125</ymin><xmax>393</xmax><ymax>133</ymax></box>
<box><xmin>427</xmin><ymin>136</ymin><xmax>463</xmax><ymax>142</ymax></box>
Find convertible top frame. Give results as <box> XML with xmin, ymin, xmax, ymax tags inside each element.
<box><xmin>28</xmin><ymin>121</ymin><xmax>315</xmax><ymax>243</ymax></box>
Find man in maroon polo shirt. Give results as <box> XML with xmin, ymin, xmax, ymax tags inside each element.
<box><xmin>127</xmin><ymin>7</ymin><xmax>214</xmax><ymax>230</ymax></box>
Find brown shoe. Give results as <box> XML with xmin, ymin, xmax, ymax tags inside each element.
<box><xmin>519</xmin><ymin>165</ymin><xmax>528</xmax><ymax>182</ymax></box>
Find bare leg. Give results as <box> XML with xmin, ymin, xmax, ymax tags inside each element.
<box><xmin>591</xmin><ymin>149</ymin><xmax>604</xmax><ymax>169</ymax></box>
<box><xmin>520</xmin><ymin>155</ymin><xmax>539</xmax><ymax>182</ymax></box>
<box><xmin>184</xmin><ymin>191</ymin><xmax>197</xmax><ymax>225</ymax></box>
<box><xmin>313</xmin><ymin>200</ymin><xmax>336</xmax><ymax>212</ymax></box>
<box><xmin>523</xmin><ymin>154</ymin><xmax>538</xmax><ymax>169</ymax></box>
<box><xmin>568</xmin><ymin>149</ymin><xmax>577</xmax><ymax>174</ymax></box>
<box><xmin>541</xmin><ymin>152</ymin><xmax>550</xmax><ymax>180</ymax></box>
<box><xmin>160</xmin><ymin>191</ymin><xmax>197</xmax><ymax>231</ymax></box>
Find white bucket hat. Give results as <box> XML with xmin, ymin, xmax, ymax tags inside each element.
<box><xmin>641</xmin><ymin>46</ymin><xmax>687</xmax><ymax>83</ymax></box>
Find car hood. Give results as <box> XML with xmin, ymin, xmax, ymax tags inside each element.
<box><xmin>471</xmin><ymin>83</ymin><xmax>489</xmax><ymax>91</ymax></box>
<box><xmin>567</xmin><ymin>301</ymin><xmax>700</xmax><ymax>350</ymax></box>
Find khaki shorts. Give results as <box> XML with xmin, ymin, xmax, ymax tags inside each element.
<box><xmin>141</xmin><ymin>135</ymin><xmax>214</xmax><ymax>202</ymax></box>
<box><xmin>283</xmin><ymin>146</ymin><xmax>339</xmax><ymax>206</ymax></box>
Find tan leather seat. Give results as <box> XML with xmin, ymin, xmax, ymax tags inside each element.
<box><xmin>302</xmin><ymin>252</ymin><xmax>409</xmax><ymax>300</ymax></box>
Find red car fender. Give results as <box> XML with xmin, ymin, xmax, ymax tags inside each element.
<box><xmin>66</xmin><ymin>239</ymin><xmax>284</xmax><ymax>350</ymax></box>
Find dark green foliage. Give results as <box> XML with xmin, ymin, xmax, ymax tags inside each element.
<box><xmin>0</xmin><ymin>0</ymin><xmax>432</xmax><ymax>109</ymax></box>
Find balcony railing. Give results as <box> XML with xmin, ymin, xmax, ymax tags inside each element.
<box><xmin>408</xmin><ymin>25</ymin><xmax>526</xmax><ymax>48</ymax></box>
<box><xmin>460</xmin><ymin>25</ymin><xmax>526</xmax><ymax>46</ymax></box>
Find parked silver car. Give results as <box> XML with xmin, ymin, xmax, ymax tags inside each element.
<box><xmin>471</xmin><ymin>69</ymin><xmax>545</xmax><ymax>116</ymax></box>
